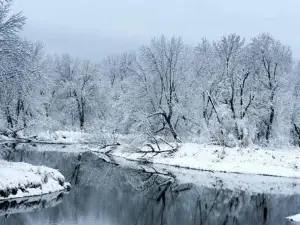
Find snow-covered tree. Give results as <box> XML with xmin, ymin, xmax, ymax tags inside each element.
<box><xmin>0</xmin><ymin>1</ymin><xmax>298</xmax><ymax>149</ymax></box>
<box><xmin>51</xmin><ymin>54</ymin><xmax>101</xmax><ymax>130</ymax></box>
<box><xmin>248</xmin><ymin>33</ymin><xmax>292</xmax><ymax>143</ymax></box>
<box><xmin>137</xmin><ymin>35</ymin><xmax>190</xmax><ymax>142</ymax></box>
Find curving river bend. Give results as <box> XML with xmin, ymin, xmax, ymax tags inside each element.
<box><xmin>0</xmin><ymin>143</ymin><xmax>300</xmax><ymax>225</ymax></box>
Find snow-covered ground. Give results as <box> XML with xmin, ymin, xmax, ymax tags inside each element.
<box><xmin>0</xmin><ymin>130</ymin><xmax>100</xmax><ymax>144</ymax></box>
<box><xmin>0</xmin><ymin>160</ymin><xmax>70</xmax><ymax>201</ymax></box>
<box><xmin>287</xmin><ymin>214</ymin><xmax>300</xmax><ymax>223</ymax></box>
<box><xmin>0</xmin><ymin>135</ymin><xmax>12</xmax><ymax>142</ymax></box>
<box><xmin>34</xmin><ymin>131</ymin><xmax>92</xmax><ymax>144</ymax></box>
<box><xmin>107</xmin><ymin>154</ymin><xmax>300</xmax><ymax>195</ymax></box>
<box><xmin>4</xmin><ymin>130</ymin><xmax>300</xmax><ymax>180</ymax></box>
<box><xmin>111</xmin><ymin>143</ymin><xmax>300</xmax><ymax>178</ymax></box>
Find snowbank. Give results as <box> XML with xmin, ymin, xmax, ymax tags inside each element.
<box><xmin>0</xmin><ymin>135</ymin><xmax>12</xmax><ymax>142</ymax></box>
<box><xmin>109</xmin><ymin>154</ymin><xmax>300</xmax><ymax>195</ymax></box>
<box><xmin>111</xmin><ymin>143</ymin><xmax>300</xmax><ymax>178</ymax></box>
<box><xmin>9</xmin><ymin>130</ymin><xmax>116</xmax><ymax>145</ymax></box>
<box><xmin>287</xmin><ymin>214</ymin><xmax>300</xmax><ymax>223</ymax></box>
<box><xmin>0</xmin><ymin>160</ymin><xmax>70</xmax><ymax>200</ymax></box>
<box><xmin>32</xmin><ymin>131</ymin><xmax>91</xmax><ymax>144</ymax></box>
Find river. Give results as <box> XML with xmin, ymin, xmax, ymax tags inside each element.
<box><xmin>0</xmin><ymin>143</ymin><xmax>299</xmax><ymax>225</ymax></box>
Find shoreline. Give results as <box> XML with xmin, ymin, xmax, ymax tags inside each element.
<box><xmin>0</xmin><ymin>160</ymin><xmax>70</xmax><ymax>201</ymax></box>
<box><xmin>2</xmin><ymin>132</ymin><xmax>300</xmax><ymax>179</ymax></box>
<box><xmin>109</xmin><ymin>142</ymin><xmax>300</xmax><ymax>179</ymax></box>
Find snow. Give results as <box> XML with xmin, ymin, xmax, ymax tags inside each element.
<box><xmin>109</xmin><ymin>154</ymin><xmax>300</xmax><ymax>195</ymax></box>
<box><xmin>15</xmin><ymin>143</ymin><xmax>96</xmax><ymax>153</ymax></box>
<box><xmin>4</xmin><ymin>130</ymin><xmax>115</xmax><ymax>145</ymax></box>
<box><xmin>8</xmin><ymin>132</ymin><xmax>300</xmax><ymax>179</ymax></box>
<box><xmin>0</xmin><ymin>135</ymin><xmax>13</xmax><ymax>142</ymax></box>
<box><xmin>111</xmin><ymin>143</ymin><xmax>300</xmax><ymax>178</ymax></box>
<box><xmin>287</xmin><ymin>213</ymin><xmax>300</xmax><ymax>223</ymax></box>
<box><xmin>7</xmin><ymin>134</ymin><xmax>300</xmax><ymax>192</ymax></box>
<box><xmin>33</xmin><ymin>130</ymin><xmax>91</xmax><ymax>144</ymax></box>
<box><xmin>0</xmin><ymin>160</ymin><xmax>70</xmax><ymax>201</ymax></box>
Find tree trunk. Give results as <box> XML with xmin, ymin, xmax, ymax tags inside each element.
<box><xmin>6</xmin><ymin>107</ymin><xmax>13</xmax><ymax>128</ymax></box>
<box><xmin>163</xmin><ymin>113</ymin><xmax>181</xmax><ymax>142</ymax></box>
<box><xmin>266</xmin><ymin>90</ymin><xmax>275</xmax><ymax>142</ymax></box>
<box><xmin>293</xmin><ymin>123</ymin><xmax>300</xmax><ymax>146</ymax></box>
<box><xmin>265</xmin><ymin>106</ymin><xmax>274</xmax><ymax>142</ymax></box>
<box><xmin>74</xmin><ymin>91</ymin><xmax>85</xmax><ymax>130</ymax></box>
<box><xmin>79</xmin><ymin>111</ymin><xmax>85</xmax><ymax>130</ymax></box>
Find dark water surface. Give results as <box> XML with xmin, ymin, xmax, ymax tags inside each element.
<box><xmin>0</xmin><ymin>143</ymin><xmax>299</xmax><ymax>225</ymax></box>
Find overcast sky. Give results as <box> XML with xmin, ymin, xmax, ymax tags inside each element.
<box><xmin>12</xmin><ymin>0</ymin><xmax>300</xmax><ymax>60</ymax></box>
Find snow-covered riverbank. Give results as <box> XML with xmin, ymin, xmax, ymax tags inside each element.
<box><xmin>287</xmin><ymin>213</ymin><xmax>300</xmax><ymax>223</ymax></box>
<box><xmin>0</xmin><ymin>131</ymin><xmax>96</xmax><ymax>144</ymax></box>
<box><xmin>111</xmin><ymin>143</ymin><xmax>300</xmax><ymax>179</ymax></box>
<box><xmin>3</xmin><ymin>130</ymin><xmax>300</xmax><ymax>179</ymax></box>
<box><xmin>0</xmin><ymin>160</ymin><xmax>70</xmax><ymax>201</ymax></box>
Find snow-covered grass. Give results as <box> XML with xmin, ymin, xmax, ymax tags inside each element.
<box><xmin>0</xmin><ymin>160</ymin><xmax>70</xmax><ymax>201</ymax></box>
<box><xmin>111</xmin><ymin>143</ymin><xmax>300</xmax><ymax>178</ymax></box>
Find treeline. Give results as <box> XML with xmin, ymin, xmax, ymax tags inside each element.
<box><xmin>1</xmin><ymin>0</ymin><xmax>300</xmax><ymax>147</ymax></box>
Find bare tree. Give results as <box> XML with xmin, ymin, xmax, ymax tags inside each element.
<box><xmin>291</xmin><ymin>62</ymin><xmax>300</xmax><ymax>146</ymax></box>
<box><xmin>138</xmin><ymin>35</ymin><xmax>189</xmax><ymax>142</ymax></box>
<box><xmin>101</xmin><ymin>52</ymin><xmax>138</xmax><ymax>133</ymax></box>
<box><xmin>0</xmin><ymin>0</ymin><xmax>27</xmax><ymax>131</ymax></box>
<box><xmin>0</xmin><ymin>40</ymin><xmax>44</xmax><ymax>133</ymax></box>
<box><xmin>194</xmin><ymin>35</ymin><xmax>256</xmax><ymax>146</ymax></box>
<box><xmin>53</xmin><ymin>55</ymin><xmax>100</xmax><ymax>130</ymax></box>
<box><xmin>249</xmin><ymin>34</ymin><xmax>292</xmax><ymax>142</ymax></box>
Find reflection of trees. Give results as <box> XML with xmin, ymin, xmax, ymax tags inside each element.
<box><xmin>62</xmin><ymin>160</ymin><xmax>191</xmax><ymax>225</ymax></box>
<box><xmin>2</xmin><ymin>147</ymin><xmax>300</xmax><ymax>225</ymax></box>
<box><xmin>118</xmin><ymin>167</ymin><xmax>194</xmax><ymax>225</ymax></box>
<box><xmin>0</xmin><ymin>143</ymin><xmax>17</xmax><ymax>161</ymax></box>
<box><xmin>192</xmin><ymin>188</ymin><xmax>272</xmax><ymax>225</ymax></box>
<box><xmin>193</xmin><ymin>188</ymin><xmax>244</xmax><ymax>225</ymax></box>
<box><xmin>253</xmin><ymin>194</ymin><xmax>268</xmax><ymax>224</ymax></box>
<box><xmin>0</xmin><ymin>191</ymin><xmax>65</xmax><ymax>218</ymax></box>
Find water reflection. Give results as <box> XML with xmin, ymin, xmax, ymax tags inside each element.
<box><xmin>0</xmin><ymin>144</ymin><xmax>300</xmax><ymax>225</ymax></box>
<box><xmin>0</xmin><ymin>191</ymin><xmax>66</xmax><ymax>223</ymax></box>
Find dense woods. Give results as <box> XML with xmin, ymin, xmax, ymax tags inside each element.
<box><xmin>1</xmin><ymin>0</ymin><xmax>300</xmax><ymax>147</ymax></box>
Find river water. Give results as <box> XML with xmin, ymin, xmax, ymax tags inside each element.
<box><xmin>0</xmin><ymin>143</ymin><xmax>300</xmax><ymax>225</ymax></box>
